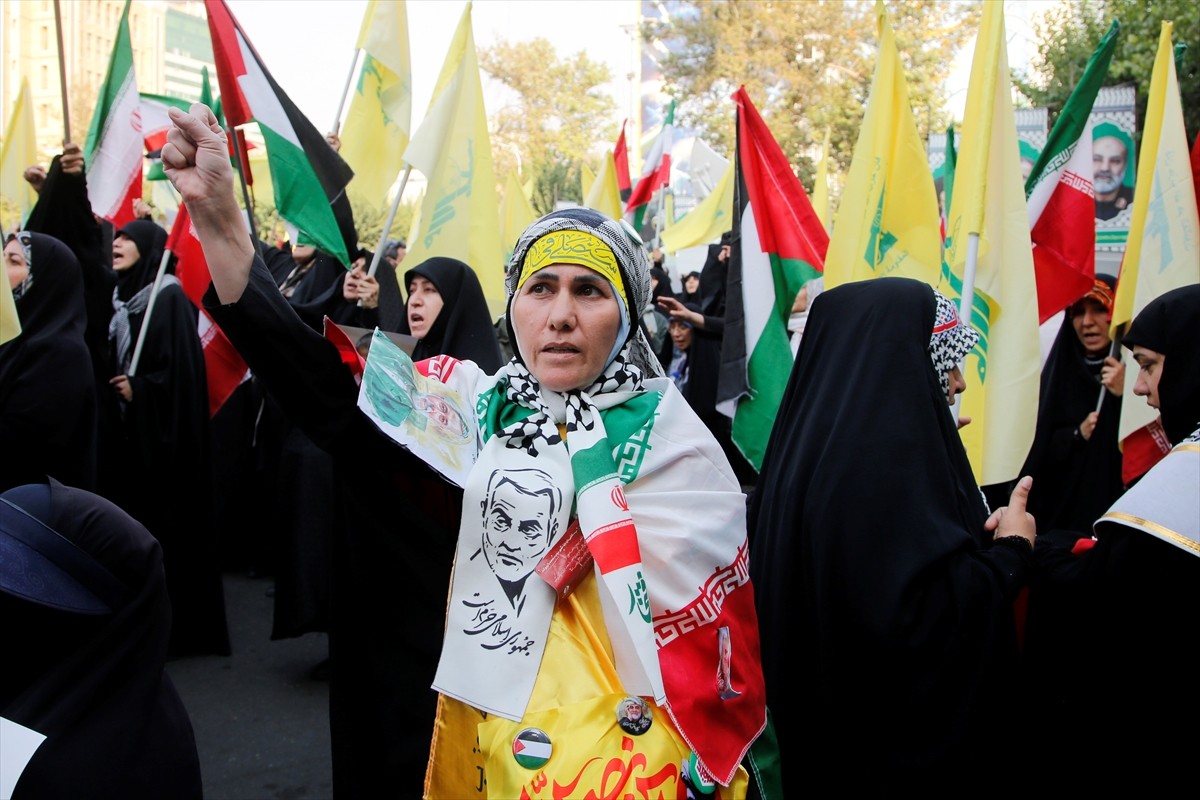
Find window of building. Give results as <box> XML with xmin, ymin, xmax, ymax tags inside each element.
<box><xmin>40</xmin><ymin>25</ymin><xmax>49</xmax><ymax>50</ymax></box>
<box><xmin>40</xmin><ymin>65</ymin><xmax>49</xmax><ymax>90</ymax></box>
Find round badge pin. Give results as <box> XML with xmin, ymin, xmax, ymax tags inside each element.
<box><xmin>512</xmin><ymin>727</ymin><xmax>552</xmax><ymax>770</ymax></box>
<box><xmin>615</xmin><ymin>695</ymin><xmax>653</xmax><ymax>735</ymax></box>
<box><xmin>686</xmin><ymin>751</ymin><xmax>717</xmax><ymax>795</ymax></box>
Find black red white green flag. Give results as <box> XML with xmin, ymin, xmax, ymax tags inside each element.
<box><xmin>716</xmin><ymin>87</ymin><xmax>827</xmax><ymax>471</ymax></box>
<box><xmin>205</xmin><ymin>0</ymin><xmax>354</xmax><ymax>265</ymax></box>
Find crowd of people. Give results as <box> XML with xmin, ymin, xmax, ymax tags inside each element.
<box><xmin>1</xmin><ymin>99</ymin><xmax>1196</xmax><ymax>799</ymax></box>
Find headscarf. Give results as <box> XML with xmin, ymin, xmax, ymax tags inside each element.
<box><xmin>1121</xmin><ymin>283</ymin><xmax>1200</xmax><ymax>445</ymax></box>
<box><xmin>748</xmin><ymin>278</ymin><xmax>1008</xmax><ymax>780</ymax></box>
<box><xmin>503</xmin><ymin>207</ymin><xmax>663</xmax><ymax>379</ymax></box>
<box><xmin>0</xmin><ymin>232</ymin><xmax>98</xmax><ymax>492</ymax></box>
<box><xmin>928</xmin><ymin>288</ymin><xmax>980</xmax><ymax>397</ymax></box>
<box><xmin>1020</xmin><ymin>273</ymin><xmax>1123</xmax><ymax>530</ymax></box>
<box><xmin>9</xmin><ymin>231</ymin><xmax>33</xmax><ymax>300</ymax></box>
<box><xmin>113</xmin><ymin>220</ymin><xmax>169</xmax><ymax>302</ymax></box>
<box><xmin>109</xmin><ymin>220</ymin><xmax>179</xmax><ymax>371</ymax></box>
<box><xmin>396</xmin><ymin>256</ymin><xmax>503</xmax><ymax>373</ymax></box>
<box><xmin>0</xmin><ymin>479</ymin><xmax>202</xmax><ymax>797</ymax></box>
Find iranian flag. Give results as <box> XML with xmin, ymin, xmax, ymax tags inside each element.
<box><xmin>1025</xmin><ymin>21</ymin><xmax>1119</xmax><ymax>323</ymax></box>
<box><xmin>625</xmin><ymin>100</ymin><xmax>674</xmax><ymax>229</ymax></box>
<box><xmin>614</xmin><ymin>119</ymin><xmax>632</xmax><ymax>203</ymax></box>
<box><xmin>716</xmin><ymin>87</ymin><xmax>827</xmax><ymax>471</ymax></box>
<box><xmin>205</xmin><ymin>0</ymin><xmax>354</xmax><ymax>265</ymax></box>
<box><xmin>83</xmin><ymin>0</ymin><xmax>142</xmax><ymax>229</ymax></box>
<box><xmin>169</xmin><ymin>203</ymin><xmax>250</xmax><ymax>416</ymax></box>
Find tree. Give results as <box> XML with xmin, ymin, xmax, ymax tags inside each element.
<box><xmin>479</xmin><ymin>37</ymin><xmax>617</xmax><ymax>215</ymax></box>
<box><xmin>1015</xmin><ymin>0</ymin><xmax>1200</xmax><ymax>145</ymax></box>
<box><xmin>642</xmin><ymin>1</ymin><xmax>979</xmax><ymax>196</ymax></box>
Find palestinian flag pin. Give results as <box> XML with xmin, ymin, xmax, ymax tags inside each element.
<box><xmin>512</xmin><ymin>727</ymin><xmax>553</xmax><ymax>770</ymax></box>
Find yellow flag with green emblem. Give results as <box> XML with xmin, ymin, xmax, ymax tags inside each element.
<box><xmin>940</xmin><ymin>0</ymin><xmax>1040</xmax><ymax>486</ymax></box>
<box><xmin>825</xmin><ymin>1</ymin><xmax>941</xmax><ymax>290</ymax></box>
<box><xmin>402</xmin><ymin>2</ymin><xmax>505</xmax><ymax>320</ymax></box>
<box><xmin>341</xmin><ymin>0</ymin><xmax>412</xmax><ymax>209</ymax></box>
<box><xmin>1110</xmin><ymin>21</ymin><xmax>1200</xmax><ymax>443</ymax></box>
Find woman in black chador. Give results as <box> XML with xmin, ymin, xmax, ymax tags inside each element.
<box><xmin>1</xmin><ymin>478</ymin><xmax>203</xmax><ymax>799</ymax></box>
<box><xmin>107</xmin><ymin>219</ymin><xmax>229</xmax><ymax>658</ymax></box>
<box><xmin>748</xmin><ymin>278</ymin><xmax>1037</xmax><ymax>792</ymax></box>
<box><xmin>1</xmin><ymin>232</ymin><xmax>98</xmax><ymax>493</ymax></box>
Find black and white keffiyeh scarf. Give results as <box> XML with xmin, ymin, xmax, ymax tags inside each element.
<box><xmin>109</xmin><ymin>274</ymin><xmax>180</xmax><ymax>372</ymax></box>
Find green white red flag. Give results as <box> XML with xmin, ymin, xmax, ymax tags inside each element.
<box><xmin>83</xmin><ymin>0</ymin><xmax>142</xmax><ymax>229</ymax></box>
<box><xmin>168</xmin><ymin>203</ymin><xmax>249</xmax><ymax>416</ymax></box>
<box><xmin>716</xmin><ymin>86</ymin><xmax>827</xmax><ymax>471</ymax></box>
<box><xmin>625</xmin><ymin>100</ymin><xmax>675</xmax><ymax>229</ymax></box>
<box><xmin>1025</xmin><ymin>20</ymin><xmax>1119</xmax><ymax>324</ymax></box>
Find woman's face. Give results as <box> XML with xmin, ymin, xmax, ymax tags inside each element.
<box><xmin>511</xmin><ymin>263</ymin><xmax>621</xmax><ymax>392</ymax></box>
<box><xmin>685</xmin><ymin>275</ymin><xmax>700</xmax><ymax>294</ymax></box>
<box><xmin>407</xmin><ymin>275</ymin><xmax>444</xmax><ymax>340</ymax></box>
<box><xmin>945</xmin><ymin>366</ymin><xmax>966</xmax><ymax>405</ymax></box>
<box><xmin>1131</xmin><ymin>345</ymin><xmax>1165</xmax><ymax>409</ymax></box>
<box><xmin>669</xmin><ymin>319</ymin><xmax>692</xmax><ymax>351</ymax></box>
<box><xmin>4</xmin><ymin>238</ymin><xmax>28</xmax><ymax>289</ymax></box>
<box><xmin>111</xmin><ymin>233</ymin><xmax>140</xmax><ymax>272</ymax></box>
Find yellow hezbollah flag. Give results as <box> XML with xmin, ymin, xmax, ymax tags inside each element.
<box><xmin>825</xmin><ymin>1</ymin><xmax>941</xmax><ymax>289</ymax></box>
<box><xmin>580</xmin><ymin>162</ymin><xmax>597</xmax><ymax>201</ymax></box>
<box><xmin>1111</xmin><ymin>21</ymin><xmax>1200</xmax><ymax>442</ymax></box>
<box><xmin>660</xmin><ymin>159</ymin><xmax>733</xmax><ymax>253</ymax></box>
<box><xmin>940</xmin><ymin>0</ymin><xmax>1040</xmax><ymax>486</ymax></box>
<box><xmin>341</xmin><ymin>0</ymin><xmax>412</xmax><ymax>209</ymax></box>
<box><xmin>1</xmin><ymin>77</ymin><xmax>39</xmax><ymax>228</ymax></box>
<box><xmin>583</xmin><ymin>150</ymin><xmax>624</xmax><ymax>221</ymax></box>
<box><xmin>402</xmin><ymin>2</ymin><xmax>505</xmax><ymax>320</ymax></box>
<box><xmin>811</xmin><ymin>128</ymin><xmax>831</xmax><ymax>234</ymax></box>
<box><xmin>501</xmin><ymin>169</ymin><xmax>537</xmax><ymax>263</ymax></box>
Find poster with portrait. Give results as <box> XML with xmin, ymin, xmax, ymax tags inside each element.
<box><xmin>356</xmin><ymin>329</ymin><xmax>479</xmax><ymax>487</ymax></box>
<box><xmin>1091</xmin><ymin>85</ymin><xmax>1138</xmax><ymax>250</ymax></box>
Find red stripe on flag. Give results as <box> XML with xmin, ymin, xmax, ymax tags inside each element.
<box><xmin>614</xmin><ymin>120</ymin><xmax>631</xmax><ymax>196</ymax></box>
<box><xmin>204</xmin><ymin>0</ymin><xmax>252</xmax><ymax>126</ymax></box>
<box><xmin>108</xmin><ymin>171</ymin><xmax>142</xmax><ymax>229</ymax></box>
<box><xmin>1030</xmin><ymin>178</ymin><xmax>1096</xmax><ymax>322</ymax></box>
<box><xmin>734</xmin><ymin>86</ymin><xmax>828</xmax><ymax>268</ymax></box>
<box><xmin>1121</xmin><ymin>419</ymin><xmax>1172</xmax><ymax>485</ymax></box>
<box><xmin>586</xmin><ymin>520</ymin><xmax>641</xmax><ymax>573</ymax></box>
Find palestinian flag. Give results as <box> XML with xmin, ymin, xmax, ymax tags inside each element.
<box><xmin>169</xmin><ymin>203</ymin><xmax>250</xmax><ymax>416</ymax></box>
<box><xmin>625</xmin><ymin>100</ymin><xmax>674</xmax><ymax>229</ymax></box>
<box><xmin>83</xmin><ymin>0</ymin><xmax>142</xmax><ymax>228</ymax></box>
<box><xmin>716</xmin><ymin>87</ymin><xmax>827</xmax><ymax>471</ymax></box>
<box><xmin>205</xmin><ymin>0</ymin><xmax>354</xmax><ymax>265</ymax></box>
<box><xmin>1025</xmin><ymin>20</ymin><xmax>1119</xmax><ymax>323</ymax></box>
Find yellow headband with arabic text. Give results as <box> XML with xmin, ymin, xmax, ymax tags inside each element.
<box><xmin>517</xmin><ymin>230</ymin><xmax>628</xmax><ymax>311</ymax></box>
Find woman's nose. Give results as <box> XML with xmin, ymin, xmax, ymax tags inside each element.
<box><xmin>548</xmin><ymin>293</ymin><xmax>576</xmax><ymax>329</ymax></box>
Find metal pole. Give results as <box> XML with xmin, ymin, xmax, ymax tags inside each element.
<box><xmin>331</xmin><ymin>49</ymin><xmax>361</xmax><ymax>136</ymax></box>
<box><xmin>53</xmin><ymin>0</ymin><xmax>71</xmax><ymax>143</ymax></box>
<box><xmin>127</xmin><ymin>247</ymin><xmax>173</xmax><ymax>376</ymax></box>
<box><xmin>360</xmin><ymin>165</ymin><xmax>413</xmax><ymax>306</ymax></box>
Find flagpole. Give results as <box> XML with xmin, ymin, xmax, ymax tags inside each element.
<box><xmin>127</xmin><ymin>248</ymin><xmax>174</xmax><ymax>376</ymax></box>
<box><xmin>52</xmin><ymin>0</ymin><xmax>71</xmax><ymax>143</ymax></box>
<box><xmin>951</xmin><ymin>232</ymin><xmax>980</xmax><ymax>421</ymax></box>
<box><xmin>363</xmin><ymin>164</ymin><xmax>413</xmax><ymax>294</ymax></box>
<box><xmin>227</xmin><ymin>125</ymin><xmax>260</xmax><ymax>246</ymax></box>
<box><xmin>1096</xmin><ymin>325</ymin><xmax>1124</xmax><ymax>414</ymax></box>
<box><xmin>331</xmin><ymin>48</ymin><xmax>361</xmax><ymax>136</ymax></box>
